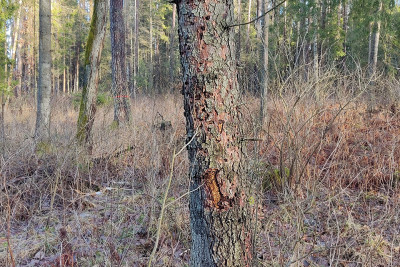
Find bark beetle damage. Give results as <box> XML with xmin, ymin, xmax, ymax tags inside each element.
<box><xmin>204</xmin><ymin>168</ymin><xmax>235</xmax><ymax>210</ymax></box>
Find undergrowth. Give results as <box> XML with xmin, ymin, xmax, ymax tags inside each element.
<box><xmin>0</xmin><ymin>75</ymin><xmax>399</xmax><ymax>266</ymax></box>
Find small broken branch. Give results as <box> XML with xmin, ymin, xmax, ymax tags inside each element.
<box><xmin>227</xmin><ymin>0</ymin><xmax>286</xmax><ymax>28</ymax></box>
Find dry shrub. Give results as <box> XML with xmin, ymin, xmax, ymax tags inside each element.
<box><xmin>0</xmin><ymin>72</ymin><xmax>399</xmax><ymax>266</ymax></box>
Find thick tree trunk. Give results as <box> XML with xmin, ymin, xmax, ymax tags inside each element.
<box><xmin>110</xmin><ymin>0</ymin><xmax>131</xmax><ymax>124</ymax></box>
<box><xmin>77</xmin><ymin>0</ymin><xmax>108</xmax><ymax>150</ymax></box>
<box><xmin>177</xmin><ymin>0</ymin><xmax>254</xmax><ymax>265</ymax></box>
<box><xmin>35</xmin><ymin>0</ymin><xmax>51</xmax><ymax>141</ymax></box>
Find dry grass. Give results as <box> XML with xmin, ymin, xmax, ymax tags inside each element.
<box><xmin>0</xmin><ymin>82</ymin><xmax>399</xmax><ymax>266</ymax></box>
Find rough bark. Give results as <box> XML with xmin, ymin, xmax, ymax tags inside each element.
<box><xmin>77</xmin><ymin>0</ymin><xmax>108</xmax><ymax>150</ymax></box>
<box><xmin>35</xmin><ymin>0</ymin><xmax>51</xmax><ymax>141</ymax></box>
<box><xmin>110</xmin><ymin>0</ymin><xmax>131</xmax><ymax>124</ymax></box>
<box><xmin>177</xmin><ymin>0</ymin><xmax>254</xmax><ymax>265</ymax></box>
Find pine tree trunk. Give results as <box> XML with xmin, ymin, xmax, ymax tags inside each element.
<box><xmin>110</xmin><ymin>0</ymin><xmax>131</xmax><ymax>124</ymax></box>
<box><xmin>177</xmin><ymin>0</ymin><xmax>254</xmax><ymax>265</ymax></box>
<box><xmin>35</xmin><ymin>0</ymin><xmax>51</xmax><ymax>141</ymax></box>
<box><xmin>77</xmin><ymin>0</ymin><xmax>109</xmax><ymax>150</ymax></box>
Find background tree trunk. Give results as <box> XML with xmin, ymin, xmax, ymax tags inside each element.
<box><xmin>77</xmin><ymin>0</ymin><xmax>109</xmax><ymax>150</ymax></box>
<box><xmin>261</xmin><ymin>0</ymin><xmax>269</xmax><ymax>122</ymax></box>
<box><xmin>134</xmin><ymin>0</ymin><xmax>139</xmax><ymax>98</ymax></box>
<box><xmin>369</xmin><ymin>0</ymin><xmax>382</xmax><ymax>77</ymax></box>
<box><xmin>35</xmin><ymin>0</ymin><xmax>51</xmax><ymax>141</ymax></box>
<box><xmin>110</xmin><ymin>0</ymin><xmax>131</xmax><ymax>124</ymax></box>
<box><xmin>169</xmin><ymin>3</ymin><xmax>176</xmax><ymax>90</ymax></box>
<box><xmin>246</xmin><ymin>0</ymin><xmax>252</xmax><ymax>52</ymax></box>
<box><xmin>149</xmin><ymin>0</ymin><xmax>154</xmax><ymax>93</ymax></box>
<box><xmin>177</xmin><ymin>0</ymin><xmax>254</xmax><ymax>265</ymax></box>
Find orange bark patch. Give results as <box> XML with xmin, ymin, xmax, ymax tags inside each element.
<box><xmin>218</xmin><ymin>120</ymin><xmax>224</xmax><ymax>133</ymax></box>
<box><xmin>204</xmin><ymin>168</ymin><xmax>221</xmax><ymax>208</ymax></box>
<box><xmin>221</xmin><ymin>45</ymin><xmax>227</xmax><ymax>60</ymax></box>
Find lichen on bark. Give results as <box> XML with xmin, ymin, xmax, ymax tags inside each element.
<box><xmin>77</xmin><ymin>0</ymin><xmax>108</xmax><ymax>150</ymax></box>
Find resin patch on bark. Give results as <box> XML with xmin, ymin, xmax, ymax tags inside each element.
<box><xmin>204</xmin><ymin>168</ymin><xmax>221</xmax><ymax>208</ymax></box>
<box><xmin>204</xmin><ymin>168</ymin><xmax>235</xmax><ymax>210</ymax></box>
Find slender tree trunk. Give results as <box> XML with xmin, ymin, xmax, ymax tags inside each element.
<box><xmin>75</xmin><ymin>47</ymin><xmax>80</xmax><ymax>92</ymax></box>
<box><xmin>283</xmin><ymin>0</ymin><xmax>287</xmax><ymax>45</ymax></box>
<box><xmin>52</xmin><ymin>68</ymin><xmax>55</xmax><ymax>94</ymax></box>
<box><xmin>126</xmin><ymin>0</ymin><xmax>134</xmax><ymax>97</ymax></box>
<box><xmin>149</xmin><ymin>0</ymin><xmax>154</xmax><ymax>93</ymax></box>
<box><xmin>236</xmin><ymin>0</ymin><xmax>241</xmax><ymax>60</ymax></box>
<box><xmin>313</xmin><ymin>2</ymin><xmax>319</xmax><ymax>83</ymax></box>
<box><xmin>77</xmin><ymin>0</ymin><xmax>109</xmax><ymax>150</ymax></box>
<box><xmin>67</xmin><ymin>66</ymin><xmax>70</xmax><ymax>93</ymax></box>
<box><xmin>368</xmin><ymin>21</ymin><xmax>373</xmax><ymax>68</ymax></box>
<box><xmin>369</xmin><ymin>1</ymin><xmax>382</xmax><ymax>77</ymax></box>
<box><xmin>177</xmin><ymin>0</ymin><xmax>254</xmax><ymax>265</ymax></box>
<box><xmin>256</xmin><ymin>0</ymin><xmax>262</xmax><ymax>38</ymax></box>
<box><xmin>110</xmin><ymin>0</ymin><xmax>131</xmax><ymax>124</ymax></box>
<box><xmin>1</xmin><ymin>41</ymin><xmax>6</xmax><ymax>155</ymax></box>
<box><xmin>63</xmin><ymin>52</ymin><xmax>66</xmax><ymax>94</ymax></box>
<box><xmin>169</xmin><ymin>3</ymin><xmax>176</xmax><ymax>90</ymax></box>
<box><xmin>35</xmin><ymin>0</ymin><xmax>52</xmax><ymax>141</ymax></box>
<box><xmin>134</xmin><ymin>0</ymin><xmax>139</xmax><ymax>98</ymax></box>
<box><xmin>11</xmin><ymin>2</ymin><xmax>22</xmax><ymax>64</ymax></box>
<box><xmin>8</xmin><ymin>1</ymin><xmax>22</xmax><ymax>96</ymax></box>
<box><xmin>33</xmin><ymin>0</ymin><xmax>37</xmax><ymax>96</ymax></box>
<box><xmin>261</xmin><ymin>0</ymin><xmax>269</xmax><ymax>122</ymax></box>
<box><xmin>246</xmin><ymin>0</ymin><xmax>252</xmax><ymax>52</ymax></box>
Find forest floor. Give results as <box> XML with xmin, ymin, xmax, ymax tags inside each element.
<box><xmin>1</xmin><ymin>92</ymin><xmax>400</xmax><ymax>266</ymax></box>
